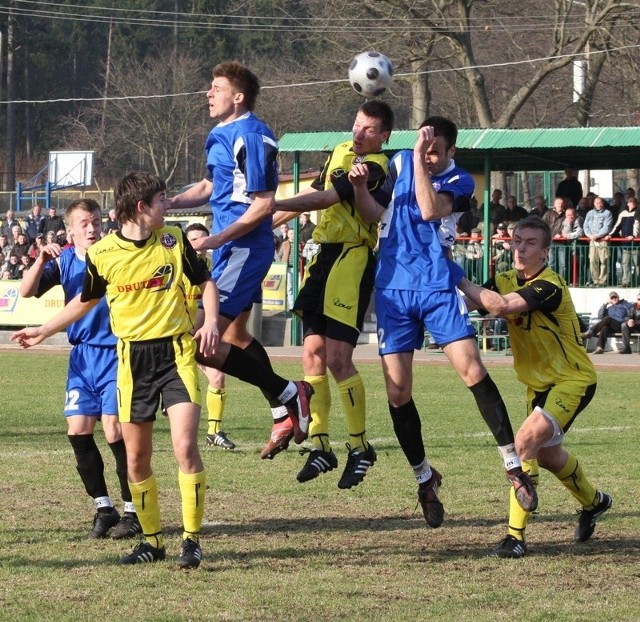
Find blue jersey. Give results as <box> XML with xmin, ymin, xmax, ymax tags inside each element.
<box><xmin>205</xmin><ymin>111</ymin><xmax>278</xmax><ymax>251</ymax></box>
<box><xmin>375</xmin><ymin>150</ymin><xmax>471</xmax><ymax>292</ymax></box>
<box><xmin>36</xmin><ymin>247</ymin><xmax>116</xmax><ymax>347</ymax></box>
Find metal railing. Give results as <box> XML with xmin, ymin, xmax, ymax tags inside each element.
<box><xmin>453</xmin><ymin>237</ymin><xmax>640</xmax><ymax>288</ymax></box>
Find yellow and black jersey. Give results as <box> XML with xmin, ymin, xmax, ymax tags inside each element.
<box><xmin>311</xmin><ymin>141</ymin><xmax>388</xmax><ymax>249</ymax></box>
<box><xmin>492</xmin><ymin>267</ymin><xmax>597</xmax><ymax>392</ymax></box>
<box><xmin>82</xmin><ymin>226</ymin><xmax>210</xmax><ymax>342</ymax></box>
<box><xmin>184</xmin><ymin>254</ymin><xmax>213</xmax><ymax>322</ymax></box>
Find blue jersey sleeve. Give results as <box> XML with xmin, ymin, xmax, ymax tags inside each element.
<box><xmin>35</xmin><ymin>259</ymin><xmax>61</xmax><ymax>297</ymax></box>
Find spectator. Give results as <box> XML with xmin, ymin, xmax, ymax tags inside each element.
<box><xmin>5</xmin><ymin>253</ymin><xmax>21</xmax><ymax>279</ymax></box>
<box><xmin>9</xmin><ymin>223</ymin><xmax>22</xmax><ymax>249</ymax></box>
<box><xmin>620</xmin><ymin>293</ymin><xmax>640</xmax><ymax>354</ymax></box>
<box><xmin>277</xmin><ymin>223</ymin><xmax>290</xmax><ymax>243</ymax></box>
<box><xmin>278</xmin><ymin>228</ymin><xmax>296</xmax><ymax>310</ymax></box>
<box><xmin>1</xmin><ymin>269</ymin><xmax>12</xmax><ymax>280</ymax></box>
<box><xmin>298</xmin><ymin>212</ymin><xmax>315</xmax><ymax>246</ymax></box>
<box><xmin>529</xmin><ymin>194</ymin><xmax>548</xmax><ymax>219</ymax></box>
<box><xmin>487</xmin><ymin>189</ymin><xmax>506</xmax><ymax>233</ymax></box>
<box><xmin>17</xmin><ymin>254</ymin><xmax>33</xmax><ymax>277</ymax></box>
<box><xmin>0</xmin><ymin>252</ymin><xmax>6</xmax><ymax>274</ymax></box>
<box><xmin>466</xmin><ymin>227</ymin><xmax>484</xmax><ymax>282</ymax></box>
<box><xmin>576</xmin><ymin>196</ymin><xmax>591</xmax><ymax>221</ymax></box>
<box><xmin>555</xmin><ymin>167</ymin><xmax>583</xmax><ymax>210</ymax></box>
<box><xmin>103</xmin><ymin>208</ymin><xmax>120</xmax><ymax>235</ymax></box>
<box><xmin>43</xmin><ymin>206</ymin><xmax>65</xmax><ymax>236</ymax></box>
<box><xmin>608</xmin><ymin>191</ymin><xmax>625</xmax><ymax>222</ymax></box>
<box><xmin>558</xmin><ymin>207</ymin><xmax>584</xmax><ymax>282</ymax></box>
<box><xmin>503</xmin><ymin>195</ymin><xmax>528</xmax><ymax>225</ymax></box>
<box><xmin>544</xmin><ymin>198</ymin><xmax>567</xmax><ymax>274</ymax></box>
<box><xmin>29</xmin><ymin>234</ymin><xmax>45</xmax><ymax>260</ymax></box>
<box><xmin>491</xmin><ymin>223</ymin><xmax>511</xmax><ymax>274</ymax></box>
<box><xmin>458</xmin><ymin>195</ymin><xmax>481</xmax><ymax>235</ymax></box>
<box><xmin>12</xmin><ymin>232</ymin><xmax>33</xmax><ymax>258</ymax></box>
<box><xmin>607</xmin><ymin>196</ymin><xmax>638</xmax><ymax>287</ymax></box>
<box><xmin>583</xmin><ymin>196</ymin><xmax>614</xmax><ymax>287</ymax></box>
<box><xmin>2</xmin><ymin>209</ymin><xmax>20</xmax><ymax>238</ymax></box>
<box><xmin>45</xmin><ymin>230</ymin><xmax>57</xmax><ymax>245</ymax></box>
<box><xmin>582</xmin><ymin>292</ymin><xmax>631</xmax><ymax>354</ymax></box>
<box><xmin>0</xmin><ymin>233</ymin><xmax>9</xmax><ymax>256</ymax></box>
<box><xmin>24</xmin><ymin>204</ymin><xmax>45</xmax><ymax>243</ymax></box>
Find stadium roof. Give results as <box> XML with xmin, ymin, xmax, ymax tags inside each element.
<box><xmin>279</xmin><ymin>127</ymin><xmax>640</xmax><ymax>172</ymax></box>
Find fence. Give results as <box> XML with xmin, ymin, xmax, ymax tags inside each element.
<box><xmin>454</xmin><ymin>237</ymin><xmax>640</xmax><ymax>289</ymax></box>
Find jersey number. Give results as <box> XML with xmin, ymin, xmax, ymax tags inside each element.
<box><xmin>65</xmin><ymin>390</ymin><xmax>81</xmax><ymax>411</ymax></box>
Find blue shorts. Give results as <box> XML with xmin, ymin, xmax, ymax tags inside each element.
<box><xmin>376</xmin><ymin>288</ymin><xmax>476</xmax><ymax>355</ymax></box>
<box><xmin>213</xmin><ymin>245</ymin><xmax>273</xmax><ymax>319</ymax></box>
<box><xmin>65</xmin><ymin>343</ymin><xmax>118</xmax><ymax>417</ymax></box>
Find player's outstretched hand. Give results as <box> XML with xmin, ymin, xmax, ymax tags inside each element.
<box><xmin>11</xmin><ymin>326</ymin><xmax>46</xmax><ymax>348</ymax></box>
<box><xmin>194</xmin><ymin>319</ymin><xmax>219</xmax><ymax>358</ymax></box>
<box><xmin>348</xmin><ymin>162</ymin><xmax>369</xmax><ymax>187</ymax></box>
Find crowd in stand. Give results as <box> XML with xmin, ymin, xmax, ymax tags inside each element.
<box><xmin>455</xmin><ymin>170</ymin><xmax>640</xmax><ymax>288</ymax></box>
<box><xmin>0</xmin><ymin>203</ymin><xmax>122</xmax><ymax>280</ymax></box>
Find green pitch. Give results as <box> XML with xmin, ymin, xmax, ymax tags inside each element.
<box><xmin>0</xmin><ymin>350</ymin><xmax>638</xmax><ymax>621</ymax></box>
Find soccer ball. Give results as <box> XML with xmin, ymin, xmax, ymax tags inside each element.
<box><xmin>348</xmin><ymin>51</ymin><xmax>394</xmax><ymax>98</ymax></box>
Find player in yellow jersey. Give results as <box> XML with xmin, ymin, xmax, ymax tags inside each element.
<box><xmin>185</xmin><ymin>223</ymin><xmax>235</xmax><ymax>450</ymax></box>
<box><xmin>271</xmin><ymin>100</ymin><xmax>393</xmax><ymax>488</ymax></box>
<box><xmin>459</xmin><ymin>216</ymin><xmax>612</xmax><ymax>558</ymax></box>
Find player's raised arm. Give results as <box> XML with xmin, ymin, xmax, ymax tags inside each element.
<box><xmin>168</xmin><ymin>178</ymin><xmax>212</xmax><ymax>210</ymax></box>
<box><xmin>19</xmin><ymin>243</ymin><xmax>63</xmax><ymax>297</ymax></box>
<box><xmin>272</xmin><ymin>186</ymin><xmax>340</xmax><ymax>228</ymax></box>
<box><xmin>349</xmin><ymin>162</ymin><xmax>384</xmax><ymax>223</ymax></box>
<box><xmin>11</xmin><ymin>294</ymin><xmax>100</xmax><ymax>348</ymax></box>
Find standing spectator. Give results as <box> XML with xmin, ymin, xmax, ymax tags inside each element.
<box><xmin>559</xmin><ymin>207</ymin><xmax>584</xmax><ymax>282</ymax></box>
<box><xmin>544</xmin><ymin>197</ymin><xmax>567</xmax><ymax>274</ymax></box>
<box><xmin>555</xmin><ymin>167</ymin><xmax>583</xmax><ymax>210</ymax></box>
<box><xmin>279</xmin><ymin>228</ymin><xmax>296</xmax><ymax>310</ymax></box>
<box><xmin>43</xmin><ymin>206</ymin><xmax>65</xmax><ymax>236</ymax></box>
<box><xmin>620</xmin><ymin>293</ymin><xmax>640</xmax><ymax>354</ymax></box>
<box><xmin>503</xmin><ymin>195</ymin><xmax>528</xmax><ymax>225</ymax></box>
<box><xmin>582</xmin><ymin>292</ymin><xmax>631</xmax><ymax>354</ymax></box>
<box><xmin>607</xmin><ymin>196</ymin><xmax>638</xmax><ymax>287</ymax></box>
<box><xmin>298</xmin><ymin>212</ymin><xmax>315</xmax><ymax>246</ymax></box>
<box><xmin>24</xmin><ymin>204</ymin><xmax>45</xmax><ymax>243</ymax></box>
<box><xmin>491</xmin><ymin>223</ymin><xmax>511</xmax><ymax>274</ymax></box>
<box><xmin>529</xmin><ymin>194</ymin><xmax>548</xmax><ymax>219</ymax></box>
<box><xmin>277</xmin><ymin>223</ymin><xmax>290</xmax><ymax>243</ymax></box>
<box><xmin>576</xmin><ymin>196</ymin><xmax>591</xmax><ymax>221</ymax></box>
<box><xmin>487</xmin><ymin>189</ymin><xmax>506</xmax><ymax>233</ymax></box>
<box><xmin>102</xmin><ymin>208</ymin><xmax>120</xmax><ymax>235</ymax></box>
<box><xmin>466</xmin><ymin>227</ymin><xmax>484</xmax><ymax>282</ymax></box>
<box><xmin>608</xmin><ymin>191</ymin><xmax>625</xmax><ymax>221</ymax></box>
<box><xmin>349</xmin><ymin>117</ymin><xmax>537</xmax><ymax>529</ymax></box>
<box><xmin>459</xmin><ymin>216</ymin><xmax>610</xmax><ymax>559</ymax></box>
<box><xmin>457</xmin><ymin>195</ymin><xmax>481</xmax><ymax>235</ymax></box>
<box><xmin>2</xmin><ymin>209</ymin><xmax>20</xmax><ymax>238</ymax></box>
<box><xmin>583</xmin><ymin>196</ymin><xmax>614</xmax><ymax>287</ymax></box>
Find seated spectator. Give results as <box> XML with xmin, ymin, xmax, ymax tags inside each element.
<box><xmin>582</xmin><ymin>292</ymin><xmax>631</xmax><ymax>354</ymax></box>
<box><xmin>29</xmin><ymin>234</ymin><xmax>45</xmax><ymax>260</ymax></box>
<box><xmin>45</xmin><ymin>230</ymin><xmax>57</xmax><ymax>245</ymax></box>
<box><xmin>0</xmin><ymin>233</ymin><xmax>9</xmax><ymax>256</ymax></box>
<box><xmin>17</xmin><ymin>254</ymin><xmax>33</xmax><ymax>277</ymax></box>
<box><xmin>5</xmin><ymin>253</ymin><xmax>21</xmax><ymax>279</ymax></box>
<box><xmin>0</xmin><ymin>251</ymin><xmax>6</xmax><ymax>274</ymax></box>
<box><xmin>12</xmin><ymin>232</ymin><xmax>33</xmax><ymax>258</ymax></box>
<box><xmin>529</xmin><ymin>194</ymin><xmax>548</xmax><ymax>218</ymax></box>
<box><xmin>620</xmin><ymin>293</ymin><xmax>640</xmax><ymax>354</ymax></box>
<box><xmin>1</xmin><ymin>269</ymin><xmax>12</xmax><ymax>280</ymax></box>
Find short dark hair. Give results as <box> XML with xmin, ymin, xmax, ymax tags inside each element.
<box><xmin>513</xmin><ymin>215</ymin><xmax>552</xmax><ymax>249</ymax></box>
<box><xmin>420</xmin><ymin>116</ymin><xmax>458</xmax><ymax>150</ymax></box>
<box><xmin>359</xmin><ymin>100</ymin><xmax>394</xmax><ymax>135</ymax></box>
<box><xmin>213</xmin><ymin>61</ymin><xmax>260</xmax><ymax>111</ymax></box>
<box><xmin>115</xmin><ymin>172</ymin><xmax>166</xmax><ymax>224</ymax></box>
<box><xmin>185</xmin><ymin>222</ymin><xmax>209</xmax><ymax>235</ymax></box>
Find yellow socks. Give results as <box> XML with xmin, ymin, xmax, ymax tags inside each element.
<box><xmin>206</xmin><ymin>387</ymin><xmax>226</xmax><ymax>436</ymax></box>
<box><xmin>554</xmin><ymin>452</ymin><xmax>599</xmax><ymax>508</ymax></box>
<box><xmin>507</xmin><ymin>459</ymin><xmax>538</xmax><ymax>541</ymax></box>
<box><xmin>178</xmin><ymin>469</ymin><xmax>206</xmax><ymax>542</ymax></box>
<box><xmin>337</xmin><ymin>373</ymin><xmax>368</xmax><ymax>452</ymax></box>
<box><xmin>129</xmin><ymin>474</ymin><xmax>163</xmax><ymax>549</ymax></box>
<box><xmin>307</xmin><ymin>375</ymin><xmax>332</xmax><ymax>452</ymax></box>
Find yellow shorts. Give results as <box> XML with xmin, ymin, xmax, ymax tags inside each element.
<box><xmin>527</xmin><ymin>380</ymin><xmax>597</xmax><ymax>432</ymax></box>
<box><xmin>117</xmin><ymin>334</ymin><xmax>201</xmax><ymax>423</ymax></box>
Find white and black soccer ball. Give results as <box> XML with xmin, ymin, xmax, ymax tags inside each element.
<box><xmin>348</xmin><ymin>51</ymin><xmax>394</xmax><ymax>98</ymax></box>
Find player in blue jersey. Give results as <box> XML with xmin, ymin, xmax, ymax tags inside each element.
<box><xmin>349</xmin><ymin>116</ymin><xmax>536</xmax><ymax>530</ymax></box>
<box><xmin>19</xmin><ymin>199</ymin><xmax>141</xmax><ymax>540</ymax></box>
<box><xmin>169</xmin><ymin>60</ymin><xmax>313</xmax><ymax>452</ymax></box>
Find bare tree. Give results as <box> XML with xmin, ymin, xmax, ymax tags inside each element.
<box><xmin>61</xmin><ymin>49</ymin><xmax>208</xmax><ymax>187</ymax></box>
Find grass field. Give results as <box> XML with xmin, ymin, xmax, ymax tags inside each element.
<box><xmin>1</xmin><ymin>348</ymin><xmax>639</xmax><ymax>622</ymax></box>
